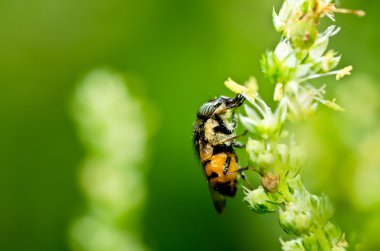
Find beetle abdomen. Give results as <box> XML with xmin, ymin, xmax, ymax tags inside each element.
<box><xmin>204</xmin><ymin>152</ymin><xmax>238</xmax><ymax>197</ymax></box>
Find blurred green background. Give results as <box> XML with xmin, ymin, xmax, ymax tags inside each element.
<box><xmin>0</xmin><ymin>0</ymin><xmax>378</xmax><ymax>250</ymax></box>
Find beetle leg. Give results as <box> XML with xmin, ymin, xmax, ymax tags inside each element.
<box><xmin>232</xmin><ymin>141</ymin><xmax>246</xmax><ymax>148</ymax></box>
<box><xmin>222</xmin><ymin>156</ymin><xmax>232</xmax><ymax>175</ymax></box>
<box><xmin>226</xmin><ymin>166</ymin><xmax>253</xmax><ymax>190</ymax></box>
<box><xmin>213</xmin><ymin>130</ymin><xmax>247</xmax><ymax>146</ymax></box>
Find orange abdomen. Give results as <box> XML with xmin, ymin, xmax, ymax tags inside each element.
<box><xmin>204</xmin><ymin>152</ymin><xmax>238</xmax><ymax>197</ymax></box>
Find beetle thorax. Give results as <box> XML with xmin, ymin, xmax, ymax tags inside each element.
<box><xmin>203</xmin><ymin>116</ymin><xmax>235</xmax><ymax>145</ymax></box>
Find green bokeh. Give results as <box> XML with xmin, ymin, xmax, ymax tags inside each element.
<box><xmin>0</xmin><ymin>0</ymin><xmax>378</xmax><ymax>250</ymax></box>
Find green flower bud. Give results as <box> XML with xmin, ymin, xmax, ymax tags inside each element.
<box><xmin>246</xmin><ymin>138</ymin><xmax>266</xmax><ymax>155</ymax></box>
<box><xmin>288</xmin><ymin>144</ymin><xmax>307</xmax><ymax>174</ymax></box>
<box><xmin>245</xmin><ymin>186</ymin><xmax>278</xmax><ymax>214</ymax></box>
<box><xmin>246</xmin><ymin>139</ymin><xmax>278</xmax><ymax>173</ymax></box>
<box><xmin>321</xmin><ymin>51</ymin><xmax>341</xmax><ymax>72</ymax></box>
<box><xmin>282</xmin><ymin>234</ymin><xmax>323</xmax><ymax>251</ymax></box>
<box><xmin>332</xmin><ymin>233</ymin><xmax>348</xmax><ymax>251</ymax></box>
<box><xmin>280</xmin><ymin>238</ymin><xmax>306</xmax><ymax>251</ymax></box>
<box><xmin>258</xmin><ymin>152</ymin><xmax>275</xmax><ymax>168</ymax></box>
<box><xmin>261</xmin><ymin>51</ymin><xmax>295</xmax><ymax>84</ymax></box>
<box><xmin>302</xmin><ymin>234</ymin><xmax>321</xmax><ymax>251</ymax></box>
<box><xmin>324</xmin><ymin>222</ymin><xmax>344</xmax><ymax>245</ymax></box>
<box><xmin>309</xmin><ymin>194</ymin><xmax>334</xmax><ymax>224</ymax></box>
<box><xmin>332</xmin><ymin>246</ymin><xmax>347</xmax><ymax>251</ymax></box>
<box><xmin>289</xmin><ymin>19</ymin><xmax>318</xmax><ymax>49</ymax></box>
<box><xmin>279</xmin><ymin>203</ymin><xmax>313</xmax><ymax>235</ymax></box>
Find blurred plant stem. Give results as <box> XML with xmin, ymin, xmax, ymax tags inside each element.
<box><xmin>225</xmin><ymin>0</ymin><xmax>363</xmax><ymax>250</ymax></box>
<box><xmin>311</xmin><ymin>74</ymin><xmax>380</xmax><ymax>250</ymax></box>
<box><xmin>68</xmin><ymin>70</ymin><xmax>150</xmax><ymax>251</ymax></box>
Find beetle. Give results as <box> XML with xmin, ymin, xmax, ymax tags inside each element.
<box><xmin>193</xmin><ymin>94</ymin><xmax>246</xmax><ymax>213</ymax></box>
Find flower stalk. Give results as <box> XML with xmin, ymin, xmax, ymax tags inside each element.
<box><xmin>225</xmin><ymin>0</ymin><xmax>364</xmax><ymax>250</ymax></box>
<box><xmin>69</xmin><ymin>70</ymin><xmax>150</xmax><ymax>251</ymax></box>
